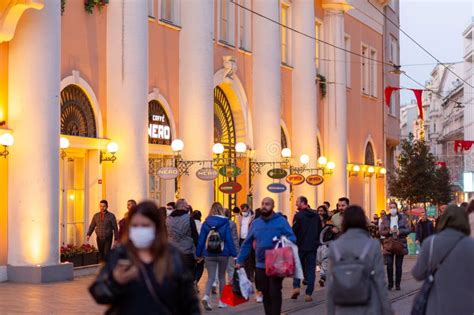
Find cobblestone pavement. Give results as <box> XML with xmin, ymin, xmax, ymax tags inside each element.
<box><xmin>0</xmin><ymin>257</ymin><xmax>420</xmax><ymax>315</ymax></box>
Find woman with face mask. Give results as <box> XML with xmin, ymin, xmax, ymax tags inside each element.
<box><xmin>379</xmin><ymin>201</ymin><xmax>410</xmax><ymax>291</ymax></box>
<box><xmin>89</xmin><ymin>201</ymin><xmax>201</xmax><ymax>315</ymax></box>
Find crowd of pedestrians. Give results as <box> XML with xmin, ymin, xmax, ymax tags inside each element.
<box><xmin>86</xmin><ymin>194</ymin><xmax>474</xmax><ymax>315</ymax></box>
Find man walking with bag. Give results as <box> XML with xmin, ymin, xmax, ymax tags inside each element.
<box><xmin>291</xmin><ymin>196</ymin><xmax>322</xmax><ymax>302</ymax></box>
<box><xmin>236</xmin><ymin>197</ymin><xmax>296</xmax><ymax>315</ymax></box>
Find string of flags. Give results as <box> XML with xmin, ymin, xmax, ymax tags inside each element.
<box><xmin>385</xmin><ymin>86</ymin><xmax>424</xmax><ymax>120</ymax></box>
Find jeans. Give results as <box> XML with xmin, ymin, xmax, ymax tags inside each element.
<box><xmin>293</xmin><ymin>250</ymin><xmax>317</xmax><ymax>295</ymax></box>
<box><xmin>204</xmin><ymin>256</ymin><xmax>229</xmax><ymax>297</ymax></box>
<box><xmin>97</xmin><ymin>237</ymin><xmax>113</xmax><ymax>261</ymax></box>
<box><xmin>256</xmin><ymin>268</ymin><xmax>284</xmax><ymax>315</ymax></box>
<box><xmin>385</xmin><ymin>253</ymin><xmax>404</xmax><ymax>287</ymax></box>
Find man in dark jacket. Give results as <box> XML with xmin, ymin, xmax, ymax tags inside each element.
<box><xmin>86</xmin><ymin>200</ymin><xmax>119</xmax><ymax>261</ymax></box>
<box><xmin>416</xmin><ymin>213</ymin><xmax>434</xmax><ymax>244</ymax></box>
<box><xmin>291</xmin><ymin>196</ymin><xmax>322</xmax><ymax>302</ymax></box>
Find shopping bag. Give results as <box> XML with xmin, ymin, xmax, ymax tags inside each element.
<box><xmin>232</xmin><ymin>270</ymin><xmax>242</xmax><ymax>296</ymax></box>
<box><xmin>220</xmin><ymin>284</ymin><xmax>248</xmax><ymax>306</ymax></box>
<box><xmin>281</xmin><ymin>236</ymin><xmax>304</xmax><ymax>280</ymax></box>
<box><xmin>265</xmin><ymin>239</ymin><xmax>295</xmax><ymax>277</ymax></box>
<box><xmin>237</xmin><ymin>268</ymin><xmax>254</xmax><ymax>299</ymax></box>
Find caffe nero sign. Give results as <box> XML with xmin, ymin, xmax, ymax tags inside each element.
<box><xmin>148</xmin><ymin>100</ymin><xmax>171</xmax><ymax>145</ymax></box>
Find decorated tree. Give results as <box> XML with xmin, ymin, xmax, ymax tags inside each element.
<box><xmin>389</xmin><ymin>133</ymin><xmax>437</xmax><ymax>207</ymax></box>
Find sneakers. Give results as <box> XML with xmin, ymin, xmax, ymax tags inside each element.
<box><xmin>291</xmin><ymin>288</ymin><xmax>300</xmax><ymax>300</ymax></box>
<box><xmin>395</xmin><ymin>285</ymin><xmax>401</xmax><ymax>291</ymax></box>
<box><xmin>201</xmin><ymin>298</ymin><xmax>212</xmax><ymax>311</ymax></box>
<box><xmin>218</xmin><ymin>301</ymin><xmax>228</xmax><ymax>308</ymax></box>
<box><xmin>304</xmin><ymin>294</ymin><xmax>313</xmax><ymax>302</ymax></box>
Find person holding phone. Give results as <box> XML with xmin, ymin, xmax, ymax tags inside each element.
<box><xmin>89</xmin><ymin>201</ymin><xmax>200</xmax><ymax>315</ymax></box>
<box><xmin>380</xmin><ymin>201</ymin><xmax>409</xmax><ymax>291</ymax></box>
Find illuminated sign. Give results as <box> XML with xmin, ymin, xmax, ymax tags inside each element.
<box><xmin>148</xmin><ymin>100</ymin><xmax>172</xmax><ymax>145</ymax></box>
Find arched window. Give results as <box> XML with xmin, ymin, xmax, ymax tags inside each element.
<box><xmin>317</xmin><ymin>138</ymin><xmax>321</xmax><ymax>158</ymax></box>
<box><xmin>148</xmin><ymin>100</ymin><xmax>172</xmax><ymax>145</ymax></box>
<box><xmin>60</xmin><ymin>85</ymin><xmax>97</xmax><ymax>138</ymax></box>
<box><xmin>281</xmin><ymin>127</ymin><xmax>288</xmax><ymax>149</ymax></box>
<box><xmin>365</xmin><ymin>142</ymin><xmax>375</xmax><ymax>166</ymax></box>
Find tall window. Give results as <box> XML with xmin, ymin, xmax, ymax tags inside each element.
<box><xmin>160</xmin><ymin>0</ymin><xmax>173</xmax><ymax>22</ymax></box>
<box><xmin>219</xmin><ymin>0</ymin><xmax>235</xmax><ymax>45</ymax></box>
<box><xmin>361</xmin><ymin>45</ymin><xmax>369</xmax><ymax>94</ymax></box>
<box><xmin>389</xmin><ymin>35</ymin><xmax>398</xmax><ymax>64</ymax></box>
<box><xmin>370</xmin><ymin>49</ymin><xmax>377</xmax><ymax>97</ymax></box>
<box><xmin>280</xmin><ymin>2</ymin><xmax>290</xmax><ymax>65</ymax></box>
<box><xmin>148</xmin><ymin>0</ymin><xmax>155</xmax><ymax>18</ymax></box>
<box><xmin>315</xmin><ymin>21</ymin><xmax>322</xmax><ymax>69</ymax></box>
<box><xmin>238</xmin><ymin>0</ymin><xmax>251</xmax><ymax>50</ymax></box>
<box><xmin>344</xmin><ymin>35</ymin><xmax>351</xmax><ymax>87</ymax></box>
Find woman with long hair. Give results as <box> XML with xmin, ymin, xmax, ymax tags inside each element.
<box><xmin>196</xmin><ymin>202</ymin><xmax>237</xmax><ymax>310</ymax></box>
<box><xmin>89</xmin><ymin>201</ymin><xmax>200</xmax><ymax>315</ymax></box>
<box><xmin>326</xmin><ymin>205</ymin><xmax>392</xmax><ymax>315</ymax></box>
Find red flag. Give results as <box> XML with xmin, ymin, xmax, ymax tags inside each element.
<box><xmin>411</xmin><ymin>89</ymin><xmax>424</xmax><ymax>120</ymax></box>
<box><xmin>384</xmin><ymin>86</ymin><xmax>401</xmax><ymax>107</ymax></box>
<box><xmin>454</xmin><ymin>140</ymin><xmax>474</xmax><ymax>153</ymax></box>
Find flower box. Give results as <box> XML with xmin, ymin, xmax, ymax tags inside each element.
<box><xmin>83</xmin><ymin>252</ymin><xmax>99</xmax><ymax>266</ymax></box>
<box><xmin>61</xmin><ymin>254</ymin><xmax>83</xmax><ymax>267</ymax></box>
<box><xmin>60</xmin><ymin>244</ymin><xmax>99</xmax><ymax>267</ymax></box>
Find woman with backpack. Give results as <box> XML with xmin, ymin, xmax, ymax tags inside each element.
<box><xmin>411</xmin><ymin>205</ymin><xmax>474</xmax><ymax>315</ymax></box>
<box><xmin>196</xmin><ymin>202</ymin><xmax>238</xmax><ymax>311</ymax></box>
<box><xmin>326</xmin><ymin>205</ymin><xmax>392</xmax><ymax>315</ymax></box>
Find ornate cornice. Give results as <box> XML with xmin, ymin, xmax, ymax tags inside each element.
<box><xmin>0</xmin><ymin>0</ymin><xmax>44</xmax><ymax>43</ymax></box>
<box><xmin>322</xmin><ymin>0</ymin><xmax>353</xmax><ymax>12</ymax></box>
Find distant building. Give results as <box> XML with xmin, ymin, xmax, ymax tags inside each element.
<box><xmin>400</xmin><ymin>100</ymin><xmax>419</xmax><ymax>140</ymax></box>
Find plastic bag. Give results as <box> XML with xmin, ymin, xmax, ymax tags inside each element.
<box><xmin>281</xmin><ymin>236</ymin><xmax>304</xmax><ymax>280</ymax></box>
<box><xmin>221</xmin><ymin>284</ymin><xmax>248</xmax><ymax>306</ymax></box>
<box><xmin>265</xmin><ymin>239</ymin><xmax>295</xmax><ymax>277</ymax></box>
<box><xmin>232</xmin><ymin>270</ymin><xmax>242</xmax><ymax>296</ymax></box>
<box><xmin>237</xmin><ymin>268</ymin><xmax>254</xmax><ymax>299</ymax></box>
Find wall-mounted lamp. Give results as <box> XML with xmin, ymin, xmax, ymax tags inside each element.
<box><xmin>100</xmin><ymin>141</ymin><xmax>118</xmax><ymax>163</ymax></box>
<box><xmin>0</xmin><ymin>133</ymin><xmax>14</xmax><ymax>158</ymax></box>
<box><xmin>365</xmin><ymin>166</ymin><xmax>375</xmax><ymax>177</ymax></box>
<box><xmin>60</xmin><ymin>137</ymin><xmax>70</xmax><ymax>159</ymax></box>
<box><xmin>376</xmin><ymin>167</ymin><xmax>387</xmax><ymax>178</ymax></box>
<box><xmin>324</xmin><ymin>161</ymin><xmax>336</xmax><ymax>175</ymax></box>
<box><xmin>300</xmin><ymin>154</ymin><xmax>310</xmax><ymax>165</ymax></box>
<box><xmin>349</xmin><ymin>164</ymin><xmax>361</xmax><ymax>177</ymax></box>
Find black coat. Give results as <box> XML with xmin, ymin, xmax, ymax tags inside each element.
<box><xmin>89</xmin><ymin>245</ymin><xmax>201</xmax><ymax>315</ymax></box>
<box><xmin>292</xmin><ymin>208</ymin><xmax>323</xmax><ymax>251</ymax></box>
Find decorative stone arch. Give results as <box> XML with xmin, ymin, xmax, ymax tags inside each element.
<box><xmin>214</xmin><ymin>57</ymin><xmax>254</xmax><ymax>148</ymax></box>
<box><xmin>60</xmin><ymin>71</ymin><xmax>103</xmax><ymax>138</ymax></box>
<box><xmin>0</xmin><ymin>0</ymin><xmax>44</xmax><ymax>43</ymax></box>
<box><xmin>363</xmin><ymin>135</ymin><xmax>377</xmax><ymax>165</ymax></box>
<box><xmin>280</xmin><ymin>119</ymin><xmax>291</xmax><ymax>149</ymax></box>
<box><xmin>147</xmin><ymin>87</ymin><xmax>177</xmax><ymax>142</ymax></box>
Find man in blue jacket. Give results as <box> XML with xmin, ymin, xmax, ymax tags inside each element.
<box><xmin>236</xmin><ymin>197</ymin><xmax>296</xmax><ymax>315</ymax></box>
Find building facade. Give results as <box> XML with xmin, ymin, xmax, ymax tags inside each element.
<box><xmin>0</xmin><ymin>0</ymin><xmax>399</xmax><ymax>282</ymax></box>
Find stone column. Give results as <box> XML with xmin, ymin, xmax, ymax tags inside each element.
<box><xmin>323</xmin><ymin>1</ymin><xmax>352</xmax><ymax>205</ymax></box>
<box><xmin>179</xmin><ymin>0</ymin><xmax>214</xmax><ymax>213</ymax></box>
<box><xmin>292</xmin><ymin>0</ymin><xmax>317</xmax><ymax>206</ymax></box>
<box><xmin>106</xmin><ymin>0</ymin><xmax>149</xmax><ymax>218</ymax></box>
<box><xmin>7</xmin><ymin>0</ymin><xmax>72</xmax><ymax>282</ymax></box>
<box><xmin>252</xmin><ymin>0</ymin><xmax>282</xmax><ymax>210</ymax></box>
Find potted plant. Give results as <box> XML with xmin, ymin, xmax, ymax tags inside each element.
<box><xmin>84</xmin><ymin>0</ymin><xmax>109</xmax><ymax>14</ymax></box>
<box><xmin>60</xmin><ymin>244</ymin><xmax>82</xmax><ymax>267</ymax></box>
<box><xmin>80</xmin><ymin>244</ymin><xmax>99</xmax><ymax>265</ymax></box>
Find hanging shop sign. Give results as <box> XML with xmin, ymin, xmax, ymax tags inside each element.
<box><xmin>286</xmin><ymin>174</ymin><xmax>305</xmax><ymax>185</ymax></box>
<box><xmin>267</xmin><ymin>183</ymin><xmax>287</xmax><ymax>193</ymax></box>
<box><xmin>196</xmin><ymin>167</ymin><xmax>219</xmax><ymax>181</ymax></box>
<box><xmin>148</xmin><ymin>100</ymin><xmax>172</xmax><ymax>145</ymax></box>
<box><xmin>219</xmin><ymin>165</ymin><xmax>241</xmax><ymax>177</ymax></box>
<box><xmin>219</xmin><ymin>181</ymin><xmax>242</xmax><ymax>194</ymax></box>
<box><xmin>267</xmin><ymin>168</ymin><xmax>288</xmax><ymax>179</ymax></box>
<box><xmin>306</xmin><ymin>174</ymin><xmax>324</xmax><ymax>186</ymax></box>
<box><xmin>157</xmin><ymin>167</ymin><xmax>179</xmax><ymax>180</ymax></box>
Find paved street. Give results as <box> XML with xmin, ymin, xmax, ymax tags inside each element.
<box><xmin>0</xmin><ymin>257</ymin><xmax>420</xmax><ymax>315</ymax></box>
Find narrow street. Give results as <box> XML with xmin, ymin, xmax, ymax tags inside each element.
<box><xmin>0</xmin><ymin>257</ymin><xmax>419</xmax><ymax>314</ymax></box>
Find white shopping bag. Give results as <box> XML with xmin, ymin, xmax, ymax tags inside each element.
<box><xmin>237</xmin><ymin>268</ymin><xmax>254</xmax><ymax>299</ymax></box>
<box><xmin>281</xmin><ymin>236</ymin><xmax>304</xmax><ymax>280</ymax></box>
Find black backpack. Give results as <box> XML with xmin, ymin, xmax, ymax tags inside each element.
<box><xmin>330</xmin><ymin>241</ymin><xmax>375</xmax><ymax>306</ymax></box>
<box><xmin>206</xmin><ymin>225</ymin><xmax>224</xmax><ymax>254</ymax></box>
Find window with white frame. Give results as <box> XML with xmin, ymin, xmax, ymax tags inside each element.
<box><xmin>280</xmin><ymin>1</ymin><xmax>291</xmax><ymax>65</ymax></box>
<box><xmin>238</xmin><ymin>0</ymin><xmax>251</xmax><ymax>50</ymax></box>
<box><xmin>315</xmin><ymin>21</ymin><xmax>322</xmax><ymax>69</ymax></box>
<box><xmin>370</xmin><ymin>49</ymin><xmax>377</xmax><ymax>97</ymax></box>
<box><xmin>160</xmin><ymin>0</ymin><xmax>173</xmax><ymax>22</ymax></box>
<box><xmin>345</xmin><ymin>35</ymin><xmax>351</xmax><ymax>87</ymax></box>
<box><xmin>389</xmin><ymin>35</ymin><xmax>398</xmax><ymax>65</ymax></box>
<box><xmin>148</xmin><ymin>0</ymin><xmax>155</xmax><ymax>18</ymax></box>
<box><xmin>361</xmin><ymin>45</ymin><xmax>369</xmax><ymax>94</ymax></box>
<box><xmin>218</xmin><ymin>0</ymin><xmax>235</xmax><ymax>45</ymax></box>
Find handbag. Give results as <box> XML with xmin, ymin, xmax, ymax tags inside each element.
<box><xmin>411</xmin><ymin>235</ymin><xmax>464</xmax><ymax>315</ymax></box>
<box><xmin>385</xmin><ymin>237</ymin><xmax>405</xmax><ymax>255</ymax></box>
<box><xmin>221</xmin><ymin>284</ymin><xmax>248</xmax><ymax>306</ymax></box>
<box><xmin>265</xmin><ymin>238</ymin><xmax>295</xmax><ymax>277</ymax></box>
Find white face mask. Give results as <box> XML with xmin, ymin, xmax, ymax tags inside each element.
<box><xmin>166</xmin><ymin>210</ymin><xmax>173</xmax><ymax>216</ymax></box>
<box><xmin>129</xmin><ymin>226</ymin><xmax>156</xmax><ymax>249</ymax></box>
<box><xmin>390</xmin><ymin>208</ymin><xmax>398</xmax><ymax>216</ymax></box>
<box><xmin>242</xmin><ymin>211</ymin><xmax>250</xmax><ymax>217</ymax></box>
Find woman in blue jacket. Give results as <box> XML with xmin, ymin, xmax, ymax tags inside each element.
<box><xmin>196</xmin><ymin>202</ymin><xmax>237</xmax><ymax>310</ymax></box>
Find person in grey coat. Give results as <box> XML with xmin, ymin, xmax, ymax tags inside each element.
<box><xmin>327</xmin><ymin>205</ymin><xmax>393</xmax><ymax>315</ymax></box>
<box><xmin>412</xmin><ymin>205</ymin><xmax>474</xmax><ymax>315</ymax></box>
<box><xmin>225</xmin><ymin>208</ymin><xmax>240</xmax><ymax>283</ymax></box>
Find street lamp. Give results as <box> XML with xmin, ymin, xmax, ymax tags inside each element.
<box><xmin>100</xmin><ymin>141</ymin><xmax>118</xmax><ymax>163</ymax></box>
<box><xmin>171</xmin><ymin>139</ymin><xmax>184</xmax><ymax>153</ymax></box>
<box><xmin>212</xmin><ymin>143</ymin><xmax>225</xmax><ymax>155</ymax></box>
<box><xmin>0</xmin><ymin>133</ymin><xmax>13</xmax><ymax>158</ymax></box>
<box><xmin>60</xmin><ymin>136</ymin><xmax>70</xmax><ymax>159</ymax></box>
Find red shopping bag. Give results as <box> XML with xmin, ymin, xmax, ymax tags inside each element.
<box><xmin>265</xmin><ymin>245</ymin><xmax>295</xmax><ymax>277</ymax></box>
<box><xmin>220</xmin><ymin>284</ymin><xmax>248</xmax><ymax>306</ymax></box>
